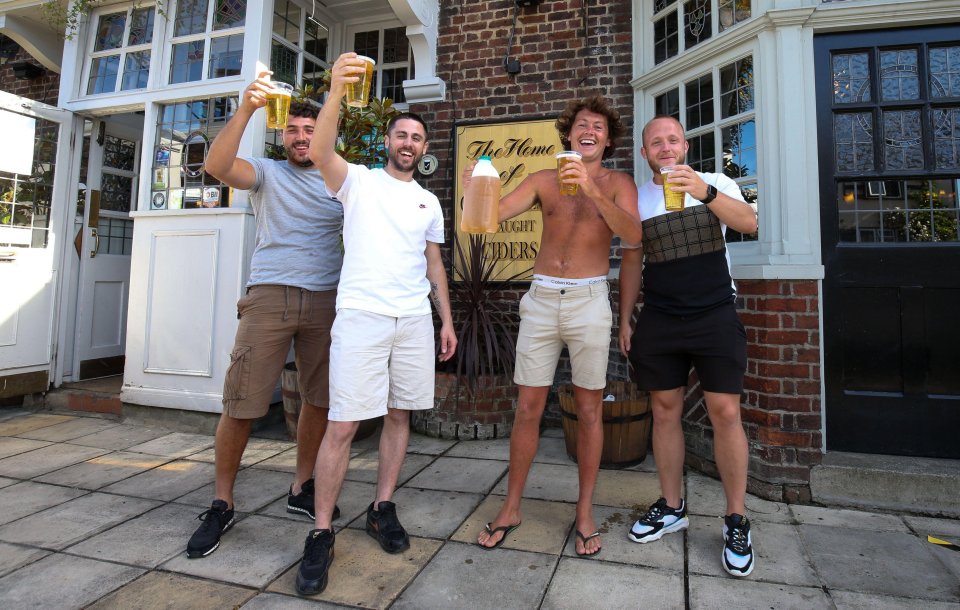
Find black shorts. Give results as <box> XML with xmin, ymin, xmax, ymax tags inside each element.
<box><xmin>628</xmin><ymin>302</ymin><xmax>746</xmax><ymax>395</ymax></box>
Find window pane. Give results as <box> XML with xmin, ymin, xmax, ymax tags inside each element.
<box><xmin>208</xmin><ymin>34</ymin><xmax>243</xmax><ymax>78</ymax></box>
<box><xmin>880</xmin><ymin>49</ymin><xmax>919</xmax><ymax>101</ymax></box>
<box><xmin>121</xmin><ymin>51</ymin><xmax>151</xmax><ymax>90</ymax></box>
<box><xmin>654</xmin><ymin>0</ymin><xmax>671</xmax><ymax>12</ymax></box>
<box><xmin>933</xmin><ymin>107</ymin><xmax>960</xmax><ymax>170</ymax></box>
<box><xmin>128</xmin><ymin>7</ymin><xmax>154</xmax><ymax>45</ymax></box>
<box><xmin>722</xmin><ymin>120</ymin><xmax>756</xmax><ymax>178</ymax></box>
<box><xmin>273</xmin><ymin>0</ymin><xmax>301</xmax><ymax>41</ymax></box>
<box><xmin>654</xmin><ymin>14</ymin><xmax>678</xmax><ymax>64</ymax></box>
<box><xmin>304</xmin><ymin>58</ymin><xmax>325</xmax><ymax>94</ymax></box>
<box><xmin>100</xmin><ymin>174</ymin><xmax>133</xmax><ymax>213</ymax></box>
<box><xmin>381</xmin><ymin>67</ymin><xmax>407</xmax><ymax>103</ymax></box>
<box><xmin>834</xmin><ymin>112</ymin><xmax>875</xmax><ymax>172</ymax></box>
<box><xmin>687</xmin><ymin>132</ymin><xmax>716</xmax><ymax>173</ymax></box>
<box><xmin>305</xmin><ymin>19</ymin><xmax>329</xmax><ymax>61</ymax></box>
<box><xmin>382</xmin><ymin>27</ymin><xmax>408</xmax><ymax>64</ymax></box>
<box><xmin>175</xmin><ymin>0</ymin><xmax>209</xmax><ymax>37</ymax></box>
<box><xmin>214</xmin><ymin>0</ymin><xmax>246</xmax><ymax>31</ymax></box>
<box><xmin>87</xmin><ymin>56</ymin><xmax>120</xmax><ymax>95</ymax></box>
<box><xmin>170</xmin><ymin>41</ymin><xmax>205</xmax><ymax>83</ymax></box>
<box><xmin>94</xmin><ymin>12</ymin><xmax>126</xmax><ymax>52</ymax></box>
<box><xmin>104</xmin><ymin>135</ymin><xmax>137</xmax><ymax>171</ymax></box>
<box><xmin>883</xmin><ymin>109</ymin><xmax>924</xmax><ymax>171</ymax></box>
<box><xmin>685</xmin><ymin>74</ymin><xmax>713</xmax><ymax>129</ymax></box>
<box><xmin>655</xmin><ymin>88</ymin><xmax>680</xmax><ymax>120</ymax></box>
<box><xmin>930</xmin><ymin>46</ymin><xmax>960</xmax><ymax>98</ymax></box>
<box><xmin>684</xmin><ymin>0</ymin><xmax>712</xmax><ymax>50</ymax></box>
<box><xmin>720</xmin><ymin>56</ymin><xmax>753</xmax><ymax>119</ymax></box>
<box><xmin>271</xmin><ymin>41</ymin><xmax>298</xmax><ymax>87</ymax></box>
<box><xmin>832</xmin><ymin>52</ymin><xmax>871</xmax><ymax>104</ymax></box>
<box><xmin>726</xmin><ymin>182</ymin><xmax>758</xmax><ymax>242</ymax></box>
<box><xmin>354</xmin><ymin>31</ymin><xmax>380</xmax><ymax>62</ymax></box>
<box><xmin>718</xmin><ymin>0</ymin><xmax>750</xmax><ymax>32</ymax></box>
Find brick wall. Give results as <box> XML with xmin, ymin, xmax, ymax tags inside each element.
<box><xmin>0</xmin><ymin>36</ymin><xmax>59</xmax><ymax>106</ymax></box>
<box><xmin>683</xmin><ymin>280</ymin><xmax>823</xmax><ymax>502</ymax></box>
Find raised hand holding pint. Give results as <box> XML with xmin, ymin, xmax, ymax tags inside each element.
<box><xmin>265</xmin><ymin>81</ymin><xmax>293</xmax><ymax>129</ymax></box>
<box><xmin>345</xmin><ymin>55</ymin><xmax>376</xmax><ymax>108</ymax></box>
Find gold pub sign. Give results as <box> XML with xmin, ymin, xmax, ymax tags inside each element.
<box><xmin>454</xmin><ymin>119</ymin><xmax>561</xmax><ymax>281</ymax></box>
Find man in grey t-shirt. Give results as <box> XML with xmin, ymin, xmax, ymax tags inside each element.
<box><xmin>185</xmin><ymin>71</ymin><xmax>343</xmax><ymax>559</ymax></box>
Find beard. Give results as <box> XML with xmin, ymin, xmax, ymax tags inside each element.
<box><xmin>648</xmin><ymin>150</ymin><xmax>685</xmax><ymax>173</ymax></box>
<box><xmin>387</xmin><ymin>146</ymin><xmax>420</xmax><ymax>173</ymax></box>
<box><xmin>285</xmin><ymin>141</ymin><xmax>313</xmax><ymax>168</ymax></box>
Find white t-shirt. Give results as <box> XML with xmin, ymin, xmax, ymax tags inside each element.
<box><xmin>637</xmin><ymin>171</ymin><xmax>744</xmax><ymax>224</ymax></box>
<box><xmin>331</xmin><ymin>164</ymin><xmax>444</xmax><ymax>317</ymax></box>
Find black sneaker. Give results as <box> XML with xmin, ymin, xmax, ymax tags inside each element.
<box><xmin>186</xmin><ymin>500</ymin><xmax>235</xmax><ymax>558</ymax></box>
<box><xmin>627</xmin><ymin>497</ymin><xmax>689</xmax><ymax>543</ymax></box>
<box><xmin>365</xmin><ymin>501</ymin><xmax>410</xmax><ymax>554</ymax></box>
<box><xmin>295</xmin><ymin>528</ymin><xmax>335</xmax><ymax>596</ymax></box>
<box><xmin>287</xmin><ymin>479</ymin><xmax>341</xmax><ymax>521</ymax></box>
<box><xmin>722</xmin><ymin>513</ymin><xmax>755</xmax><ymax>577</ymax></box>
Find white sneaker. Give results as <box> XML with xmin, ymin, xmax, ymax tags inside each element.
<box><xmin>722</xmin><ymin>513</ymin><xmax>755</xmax><ymax>577</ymax></box>
<box><xmin>628</xmin><ymin>497</ymin><xmax>689</xmax><ymax>543</ymax></box>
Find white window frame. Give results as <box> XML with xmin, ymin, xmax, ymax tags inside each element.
<box><xmin>270</xmin><ymin>0</ymin><xmax>331</xmax><ymax>90</ymax></box>
<box><xmin>651</xmin><ymin>0</ymin><xmax>754</xmax><ymax>65</ymax></box>
<box><xmin>81</xmin><ymin>3</ymin><xmax>155</xmax><ymax>97</ymax></box>
<box><xmin>165</xmin><ymin>0</ymin><xmax>246</xmax><ymax>84</ymax></box>
<box><xmin>344</xmin><ymin>21</ymin><xmax>413</xmax><ymax>107</ymax></box>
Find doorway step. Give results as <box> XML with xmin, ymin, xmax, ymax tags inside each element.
<box><xmin>811</xmin><ymin>451</ymin><xmax>960</xmax><ymax>518</ymax></box>
<box><xmin>44</xmin><ymin>376</ymin><xmax>122</xmax><ymax>416</ymax></box>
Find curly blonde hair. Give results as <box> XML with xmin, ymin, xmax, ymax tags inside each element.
<box><xmin>555</xmin><ymin>95</ymin><xmax>626</xmax><ymax>160</ymax></box>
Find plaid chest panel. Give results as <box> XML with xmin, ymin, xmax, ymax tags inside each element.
<box><xmin>642</xmin><ymin>205</ymin><xmax>725</xmax><ymax>264</ymax></box>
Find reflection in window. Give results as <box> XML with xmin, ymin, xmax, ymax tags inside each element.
<box><xmin>720</xmin><ymin>56</ymin><xmax>753</xmax><ymax>118</ymax></box>
<box><xmin>271</xmin><ymin>0</ymin><xmax>329</xmax><ymax>94</ymax></box>
<box><xmin>0</xmin><ymin>114</ymin><xmax>59</xmax><ymax>249</ymax></box>
<box><xmin>832</xmin><ymin>53</ymin><xmax>871</xmax><ymax>104</ymax></box>
<box><xmin>175</xmin><ymin>0</ymin><xmax>209</xmax><ymax>37</ymax></box>
<box><xmin>687</xmin><ymin>132</ymin><xmax>716</xmax><ymax>173</ymax></box>
<box><xmin>654</xmin><ymin>12</ymin><xmax>679</xmax><ymax>64</ymax></box>
<box><xmin>883</xmin><ymin>110</ymin><xmax>923</xmax><ymax>171</ymax></box>
<box><xmin>170</xmin><ymin>41</ymin><xmax>205</xmax><ymax>83</ymax></box>
<box><xmin>655</xmin><ymin>88</ymin><xmax>680</xmax><ymax>120</ymax></box>
<box><xmin>94</xmin><ymin>12</ymin><xmax>126</xmax><ymax>51</ymax></box>
<box><xmin>685</xmin><ymin>74</ymin><xmax>713</xmax><ymax>129</ymax></box>
<box><xmin>170</xmin><ymin>0</ymin><xmax>243</xmax><ymax>83</ymax></box>
<box><xmin>208</xmin><ymin>34</ymin><xmax>243</xmax><ymax>78</ymax></box>
<box><xmin>722</xmin><ymin>120</ymin><xmax>756</xmax><ymax>179</ymax></box>
<box><xmin>880</xmin><ymin>49</ymin><xmax>919</xmax><ymax>101</ymax></box>
<box><xmin>88</xmin><ymin>57</ymin><xmax>121</xmax><ymax>95</ymax></box>
<box><xmin>718</xmin><ymin>0</ymin><xmax>750</xmax><ymax>32</ymax></box>
<box><xmin>930</xmin><ymin>46</ymin><xmax>960</xmax><ymax>98</ymax></box>
<box><xmin>85</xmin><ymin>7</ymin><xmax>153</xmax><ymax>95</ymax></box>
<box><xmin>103</xmin><ymin>135</ymin><xmax>137</xmax><ymax>171</ymax></box>
<box><xmin>836</xmin><ymin>179</ymin><xmax>960</xmax><ymax>243</ymax></box>
<box><xmin>128</xmin><ymin>8</ymin><xmax>154</xmax><ymax>45</ymax></box>
<box><xmin>653</xmin><ymin>1</ymin><xmax>748</xmax><ymax>65</ymax></box>
<box><xmin>121</xmin><ymin>51</ymin><xmax>151</xmax><ymax>90</ymax></box>
<box><xmin>834</xmin><ymin>113</ymin><xmax>875</xmax><ymax>173</ymax></box>
<box><xmin>351</xmin><ymin>27</ymin><xmax>411</xmax><ymax>103</ymax></box>
<box><xmin>726</xmin><ymin>182</ymin><xmax>757</xmax><ymax>242</ymax></box>
<box><xmin>100</xmin><ymin>173</ymin><xmax>133</xmax><ymax>213</ymax></box>
<box><xmin>271</xmin><ymin>41</ymin><xmax>298</xmax><ymax>87</ymax></box>
<box><xmin>933</xmin><ymin>107</ymin><xmax>960</xmax><ymax>170</ymax></box>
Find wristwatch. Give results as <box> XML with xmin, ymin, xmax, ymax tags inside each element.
<box><xmin>700</xmin><ymin>184</ymin><xmax>718</xmax><ymax>204</ymax></box>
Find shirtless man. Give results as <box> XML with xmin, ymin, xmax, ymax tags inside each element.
<box><xmin>469</xmin><ymin>96</ymin><xmax>643</xmax><ymax>557</ymax></box>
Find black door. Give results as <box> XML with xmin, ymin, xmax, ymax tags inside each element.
<box><xmin>815</xmin><ymin>26</ymin><xmax>960</xmax><ymax>458</ymax></box>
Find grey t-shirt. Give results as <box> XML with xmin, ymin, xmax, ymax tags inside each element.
<box><xmin>244</xmin><ymin>158</ymin><xmax>343</xmax><ymax>292</ymax></box>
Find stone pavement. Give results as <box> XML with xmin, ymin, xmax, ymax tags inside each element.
<box><xmin>0</xmin><ymin>409</ymin><xmax>957</xmax><ymax>609</ymax></box>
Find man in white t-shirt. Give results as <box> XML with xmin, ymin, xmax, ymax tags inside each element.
<box><xmin>619</xmin><ymin>115</ymin><xmax>759</xmax><ymax>577</ymax></box>
<box><xmin>294</xmin><ymin>53</ymin><xmax>457</xmax><ymax>596</ymax></box>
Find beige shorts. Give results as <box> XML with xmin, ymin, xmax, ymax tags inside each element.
<box><xmin>514</xmin><ymin>282</ymin><xmax>612</xmax><ymax>390</ymax></box>
<box><xmin>328</xmin><ymin>309</ymin><xmax>436</xmax><ymax>422</ymax></box>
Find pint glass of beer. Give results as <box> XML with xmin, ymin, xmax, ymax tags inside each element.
<box><xmin>556</xmin><ymin>151</ymin><xmax>582</xmax><ymax>196</ymax></box>
<box><xmin>345</xmin><ymin>56</ymin><xmax>376</xmax><ymax>109</ymax></box>
<box><xmin>265</xmin><ymin>81</ymin><xmax>294</xmax><ymax>130</ymax></box>
<box><xmin>660</xmin><ymin>166</ymin><xmax>685</xmax><ymax>211</ymax></box>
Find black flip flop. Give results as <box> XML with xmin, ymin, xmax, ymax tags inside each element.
<box><xmin>575</xmin><ymin>529</ymin><xmax>602</xmax><ymax>557</ymax></box>
<box><xmin>478</xmin><ymin>521</ymin><xmax>521</xmax><ymax>550</ymax></box>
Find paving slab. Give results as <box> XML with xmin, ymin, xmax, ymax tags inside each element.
<box><xmin>904</xmin><ymin>515</ymin><xmax>960</xmax><ymax>539</ymax></box>
<box><xmin>100</xmin><ymin>459</ymin><xmax>216</xmax><ymax>501</ymax></box>
<box><xmin>17</xmin><ymin>417</ymin><xmax>120</xmax><ymax>442</ymax></box>
<box><xmin>67</xmin><ymin>424</ymin><xmax>172</xmax><ymax>451</ymax></box>
<box><xmin>351</xmin><ymin>487</ymin><xmax>484</xmax><ymax>540</ymax></box>
<box><xmin>0</xmin><ymin>476</ymin><xmax>15</xmax><ymax>489</ymax></box>
<box><xmin>344</xmin><ymin>451</ymin><xmax>434</xmax><ymax>486</ymax></box>
<box><xmin>242</xmin><ymin>592</ymin><xmax>343</xmax><ymax>609</ymax></box>
<box><xmin>542</xmin><ymin>558</ymin><xmax>683</xmax><ymax>609</ymax></box>
<box><xmin>404</xmin><ymin>456</ymin><xmax>507</xmax><ymax>494</ymax></box>
<box><xmin>0</xmin><ymin>542</ymin><xmax>49</xmax><ymax>578</ymax></box>
<box><xmin>453</xmin><ymin>494</ymin><xmax>575</xmax><ymax>555</ymax></box>
<box><xmin>188</xmin><ymin>437</ymin><xmax>294</xmax><ymax>466</ymax></box>
<box><xmin>0</xmin><ymin>413</ymin><xmax>74</xmax><ymax>436</ymax></box>
<box><xmin>67</xmin><ymin>503</ymin><xmax>205</xmax><ymax>568</ymax></box>
<box><xmin>124</xmin><ymin>432</ymin><xmax>214</xmax><ymax>458</ymax></box>
<box><xmin>0</xmin><ymin>492</ymin><xmax>159</xmax><ymax>550</ymax></box>
<box><xmin>260</xmin><ymin>479</ymin><xmax>376</xmax><ymax>529</ymax></box>
<box><xmin>533</xmin><ymin>436</ymin><xmax>576</xmax><ymax>466</ymax></box>
<box><xmin>559</xmin><ymin>504</ymin><xmax>684</xmax><ymax>572</ymax></box>
<box><xmin>831</xmin><ymin>590</ymin><xmax>960</xmax><ymax>609</ymax></box>
<box><xmin>688</xmin><ymin>574</ymin><xmax>832</xmax><ymax>609</ymax></box>
<box><xmin>594</xmin><ymin>468</ymin><xmax>662</xmax><ymax>509</ymax></box>
<box><xmin>799</xmin><ymin>523</ymin><xmax>959</xmax><ymax>601</ymax></box>
<box><xmin>86</xmin><ymin>570</ymin><xmax>256</xmax><ymax>610</ymax></box>
<box><xmin>688</xmin><ymin>515</ymin><xmax>819</xmax><ymax>587</ymax></box>
<box><xmin>444</xmin><ymin>437</ymin><xmax>511</xmax><ymax>461</ymax></box>
<box><xmin>405</xmin><ymin>433</ymin><xmax>457</xmax><ymax>455</ymax></box>
<box><xmin>0</xmin><ymin>443</ymin><xmax>109</xmax><ymax>479</ymax></box>
<box><xmin>393</xmin><ymin>541</ymin><xmax>553</xmax><ymax>610</ymax></box>
<box><xmin>791</xmin><ymin>503</ymin><xmax>908</xmax><ymax>532</ymax></box>
<box><xmin>174</xmin><ymin>466</ymin><xmax>290</xmax><ymax>512</ymax></box>
<box><xmin>0</xmin><ymin>552</ymin><xmax>144</xmax><ymax>610</ymax></box>
<box><xmin>686</xmin><ymin>471</ymin><xmax>793</xmax><ymax>523</ymax></box>
<box><xmin>250</xmin><ymin>445</ymin><xmax>366</xmax><ymax>474</ymax></box>
<box><xmin>267</xmin><ymin>527</ymin><xmax>441</xmax><ymax>609</ymax></box>
<box><xmin>0</xmin><ymin>436</ymin><xmax>52</xmax><ymax>459</ymax></box>
<box><xmin>0</xmin><ymin>481</ymin><xmax>88</xmax><ymax>526</ymax></box>
<box><xmin>35</xmin><ymin>451</ymin><xmax>169</xmax><ymax>490</ymax></box>
<box><xmin>622</xmin><ymin>451</ymin><xmax>657</xmax><ymax>473</ymax></box>
<box><xmin>490</xmin><ymin>461</ymin><xmax>579</xmax><ymax>502</ymax></box>
<box><xmin>925</xmin><ymin>534</ymin><xmax>960</xmax><ymax>583</ymax></box>
<box><xmin>162</xmin><ymin>514</ymin><xmax>308</xmax><ymax>587</ymax></box>
<box><xmin>541</xmin><ymin>427</ymin><xmax>563</xmax><ymax>438</ymax></box>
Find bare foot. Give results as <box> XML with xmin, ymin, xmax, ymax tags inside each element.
<box><xmin>477</xmin><ymin>510</ymin><xmax>522</xmax><ymax>548</ymax></box>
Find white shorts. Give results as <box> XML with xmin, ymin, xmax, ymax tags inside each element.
<box><xmin>328</xmin><ymin>309</ymin><xmax>436</xmax><ymax>422</ymax></box>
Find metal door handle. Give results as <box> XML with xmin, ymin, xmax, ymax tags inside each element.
<box><xmin>90</xmin><ymin>228</ymin><xmax>100</xmax><ymax>258</ymax></box>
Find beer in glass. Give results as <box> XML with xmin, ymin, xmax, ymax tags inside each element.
<box><xmin>660</xmin><ymin>166</ymin><xmax>685</xmax><ymax>211</ymax></box>
<box><xmin>265</xmin><ymin>81</ymin><xmax>293</xmax><ymax>130</ymax></box>
<box><xmin>556</xmin><ymin>151</ymin><xmax>582</xmax><ymax>196</ymax></box>
<box><xmin>346</xmin><ymin>56</ymin><xmax>376</xmax><ymax>109</ymax></box>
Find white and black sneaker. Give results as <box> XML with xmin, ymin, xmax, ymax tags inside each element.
<box><xmin>722</xmin><ymin>513</ymin><xmax>755</xmax><ymax>577</ymax></box>
<box><xmin>628</xmin><ymin>497</ymin><xmax>689</xmax><ymax>543</ymax></box>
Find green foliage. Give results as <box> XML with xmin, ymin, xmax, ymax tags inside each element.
<box><xmin>42</xmin><ymin>0</ymin><xmax>165</xmax><ymax>40</ymax></box>
<box><xmin>887</xmin><ymin>184</ymin><xmax>959</xmax><ymax>242</ymax></box>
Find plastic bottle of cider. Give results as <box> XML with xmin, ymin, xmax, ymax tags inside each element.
<box><xmin>461</xmin><ymin>156</ymin><xmax>501</xmax><ymax>234</ymax></box>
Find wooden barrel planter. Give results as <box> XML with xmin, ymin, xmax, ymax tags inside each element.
<box><xmin>558</xmin><ymin>380</ymin><xmax>652</xmax><ymax>469</ymax></box>
<box><xmin>281</xmin><ymin>363</ymin><xmax>380</xmax><ymax>442</ymax></box>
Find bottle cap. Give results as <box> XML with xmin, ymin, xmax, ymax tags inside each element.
<box><xmin>479</xmin><ymin>155</ymin><xmax>492</xmax><ymax>161</ymax></box>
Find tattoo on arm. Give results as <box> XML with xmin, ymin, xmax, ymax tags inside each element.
<box><xmin>430</xmin><ymin>281</ymin><xmax>442</xmax><ymax>311</ymax></box>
